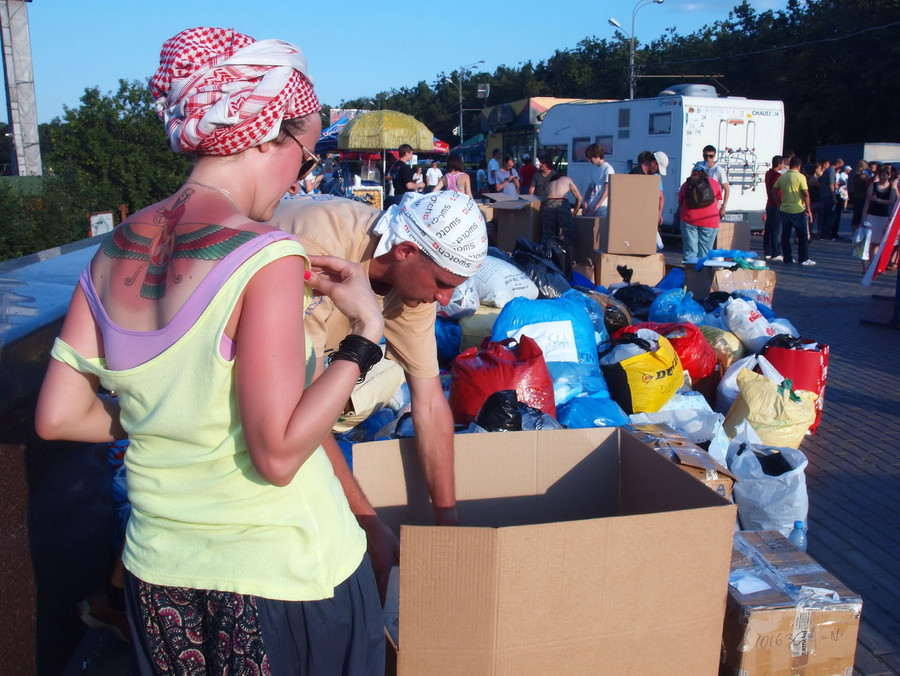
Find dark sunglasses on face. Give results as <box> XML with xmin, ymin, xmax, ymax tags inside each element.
<box><xmin>283</xmin><ymin>127</ymin><xmax>320</xmax><ymax>182</ymax></box>
<box><xmin>703</xmin><ymin>154</ymin><xmax>715</xmax><ymax>159</ymax></box>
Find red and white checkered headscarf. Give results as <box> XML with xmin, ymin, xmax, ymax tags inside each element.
<box><xmin>149</xmin><ymin>27</ymin><xmax>319</xmax><ymax>156</ymax></box>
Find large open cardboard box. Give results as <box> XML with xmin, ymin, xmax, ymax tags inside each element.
<box><xmin>483</xmin><ymin>194</ymin><xmax>542</xmax><ymax>252</ymax></box>
<box><xmin>684</xmin><ymin>266</ymin><xmax>776</xmax><ymax>301</ymax></box>
<box><xmin>353</xmin><ymin>427</ymin><xmax>737</xmax><ymax>675</ymax></box>
<box><xmin>722</xmin><ymin>530</ymin><xmax>862</xmax><ymax>675</ymax></box>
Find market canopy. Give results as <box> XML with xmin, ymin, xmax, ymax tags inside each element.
<box><xmin>315</xmin><ymin>115</ymin><xmax>348</xmax><ymax>154</ymax></box>
<box><xmin>338</xmin><ymin>110</ymin><xmax>434</xmax><ymax>152</ymax></box>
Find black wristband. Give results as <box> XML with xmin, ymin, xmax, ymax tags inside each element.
<box><xmin>327</xmin><ymin>334</ymin><xmax>383</xmax><ymax>383</ymax></box>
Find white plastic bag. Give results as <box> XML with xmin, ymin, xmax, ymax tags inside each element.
<box><xmin>723</xmin><ymin>297</ymin><xmax>778</xmax><ymax>353</ymax></box>
<box><xmin>473</xmin><ymin>256</ymin><xmax>538</xmax><ymax>308</ymax></box>
<box><xmin>851</xmin><ymin>224</ymin><xmax>871</xmax><ymax>260</ymax></box>
<box><xmin>728</xmin><ymin>424</ymin><xmax>809</xmax><ymax>537</ymax></box>
<box><xmin>715</xmin><ymin>354</ymin><xmax>783</xmax><ymax>415</ymax></box>
<box><xmin>437</xmin><ymin>277</ymin><xmax>480</xmax><ymax>318</ymax></box>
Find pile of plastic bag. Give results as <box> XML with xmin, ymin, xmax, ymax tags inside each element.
<box><xmin>348</xmin><ymin>241</ymin><xmax>830</xmax><ymax>536</ymax></box>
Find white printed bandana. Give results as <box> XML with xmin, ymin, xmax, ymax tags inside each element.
<box><xmin>373</xmin><ymin>191</ymin><xmax>488</xmax><ymax>277</ymax></box>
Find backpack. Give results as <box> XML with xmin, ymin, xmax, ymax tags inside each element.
<box><xmin>685</xmin><ymin>174</ymin><xmax>716</xmax><ymax>209</ymax></box>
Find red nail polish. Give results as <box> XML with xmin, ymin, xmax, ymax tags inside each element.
<box><xmin>304</xmin><ymin>269</ymin><xmax>311</xmax><ymax>280</ymax></box>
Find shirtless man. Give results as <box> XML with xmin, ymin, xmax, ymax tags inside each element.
<box><xmin>540</xmin><ymin>173</ymin><xmax>583</xmax><ymax>258</ymax></box>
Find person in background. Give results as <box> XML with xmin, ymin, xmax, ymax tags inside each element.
<box><xmin>540</xmin><ymin>171</ymin><xmax>582</xmax><ymax>259</ymax></box>
<box><xmin>494</xmin><ymin>155</ymin><xmax>520</xmax><ymax>197</ymax></box>
<box><xmin>763</xmin><ymin>155</ymin><xmax>784</xmax><ymax>261</ymax></box>
<box><xmin>487</xmin><ymin>148</ymin><xmax>502</xmax><ymax>191</ymax></box>
<box><xmin>701</xmin><ymin>145</ymin><xmax>730</xmax><ymax>219</ymax></box>
<box><xmin>678</xmin><ymin>161</ymin><xmax>723</xmax><ymax>263</ymax></box>
<box><xmin>775</xmin><ymin>156</ymin><xmax>816</xmax><ymax>266</ymax></box>
<box><xmin>390</xmin><ymin>143</ymin><xmax>425</xmax><ymax>205</ymax></box>
<box><xmin>270</xmin><ymin>191</ymin><xmax>487</xmax><ymax>598</ymax></box>
<box><xmin>517</xmin><ymin>153</ymin><xmax>537</xmax><ymax>195</ymax></box>
<box><xmin>819</xmin><ymin>157</ymin><xmax>844</xmax><ymax>240</ymax></box>
<box><xmin>630</xmin><ymin>150</ymin><xmax>668</xmax><ymax>225</ymax></box>
<box><xmin>411</xmin><ymin>164</ymin><xmax>425</xmax><ymax>193</ymax></box>
<box><xmin>581</xmin><ymin>143</ymin><xmax>614</xmax><ymax>217</ymax></box>
<box><xmin>529</xmin><ymin>153</ymin><xmax>557</xmax><ymax>198</ymax></box>
<box><xmin>806</xmin><ymin>161</ymin><xmax>824</xmax><ymax>237</ymax></box>
<box><xmin>438</xmin><ymin>154</ymin><xmax>473</xmax><ymax>197</ymax></box>
<box><xmin>34</xmin><ymin>27</ymin><xmax>385</xmax><ymax>673</ymax></box>
<box><xmin>476</xmin><ymin>159</ymin><xmax>489</xmax><ymax>196</ymax></box>
<box><xmin>849</xmin><ymin>159</ymin><xmax>870</xmax><ymax>235</ymax></box>
<box><xmin>425</xmin><ymin>159</ymin><xmax>443</xmax><ymax>193</ymax></box>
<box><xmin>860</xmin><ymin>164</ymin><xmax>898</xmax><ymax>268</ymax></box>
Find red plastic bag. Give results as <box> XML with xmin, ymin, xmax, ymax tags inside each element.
<box><xmin>449</xmin><ymin>336</ymin><xmax>556</xmax><ymax>425</ymax></box>
<box><xmin>615</xmin><ymin>322</ymin><xmax>716</xmax><ymax>384</ymax></box>
<box><xmin>760</xmin><ymin>341</ymin><xmax>829</xmax><ymax>434</ymax></box>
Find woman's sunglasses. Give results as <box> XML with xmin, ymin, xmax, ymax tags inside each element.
<box><xmin>283</xmin><ymin>128</ymin><xmax>320</xmax><ymax>182</ymax></box>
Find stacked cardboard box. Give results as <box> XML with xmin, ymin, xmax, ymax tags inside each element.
<box><xmin>722</xmin><ymin>530</ymin><xmax>862</xmax><ymax>675</ymax></box>
<box><xmin>352</xmin><ymin>427</ymin><xmax>737</xmax><ymax>675</ymax></box>
<box><xmin>579</xmin><ymin>175</ymin><xmax>663</xmax><ymax>287</ymax></box>
<box><xmin>684</xmin><ymin>265</ymin><xmax>777</xmax><ymax>301</ymax></box>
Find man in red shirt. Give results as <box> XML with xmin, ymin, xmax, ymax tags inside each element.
<box><xmin>517</xmin><ymin>153</ymin><xmax>537</xmax><ymax>194</ymax></box>
<box><xmin>764</xmin><ymin>155</ymin><xmax>784</xmax><ymax>261</ymax></box>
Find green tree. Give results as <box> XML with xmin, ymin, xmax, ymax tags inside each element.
<box><xmin>45</xmin><ymin>79</ymin><xmax>192</xmax><ymax>216</ymax></box>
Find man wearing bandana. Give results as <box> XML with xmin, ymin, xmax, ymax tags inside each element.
<box><xmin>270</xmin><ymin>190</ymin><xmax>487</xmax><ymax>595</ymax></box>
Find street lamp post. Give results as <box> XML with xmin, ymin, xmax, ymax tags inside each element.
<box><xmin>609</xmin><ymin>0</ymin><xmax>664</xmax><ymax>100</ymax></box>
<box><xmin>445</xmin><ymin>60</ymin><xmax>485</xmax><ymax>143</ymax></box>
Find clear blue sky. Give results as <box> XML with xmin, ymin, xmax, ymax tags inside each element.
<box><xmin>6</xmin><ymin>0</ymin><xmax>785</xmax><ymax>124</ymax></box>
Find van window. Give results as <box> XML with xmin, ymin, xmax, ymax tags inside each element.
<box><xmin>572</xmin><ymin>137</ymin><xmax>590</xmax><ymax>162</ymax></box>
<box><xmin>649</xmin><ymin>112</ymin><xmax>672</xmax><ymax>135</ymax></box>
<box><xmin>618</xmin><ymin>108</ymin><xmax>630</xmax><ymax>128</ymax></box>
<box><xmin>595</xmin><ymin>135</ymin><xmax>613</xmax><ymax>155</ymax></box>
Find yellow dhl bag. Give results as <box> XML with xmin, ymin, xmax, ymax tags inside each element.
<box><xmin>723</xmin><ymin>369</ymin><xmax>818</xmax><ymax>449</ymax></box>
<box><xmin>599</xmin><ymin>329</ymin><xmax>683</xmax><ymax>414</ymax></box>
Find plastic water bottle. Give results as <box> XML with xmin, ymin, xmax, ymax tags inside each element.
<box><xmin>788</xmin><ymin>520</ymin><xmax>808</xmax><ymax>552</ymax></box>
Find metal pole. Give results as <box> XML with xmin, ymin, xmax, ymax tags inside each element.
<box><xmin>458</xmin><ymin>75</ymin><xmax>464</xmax><ymax>144</ymax></box>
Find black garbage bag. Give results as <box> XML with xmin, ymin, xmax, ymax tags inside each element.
<box><xmin>610</xmin><ymin>283</ymin><xmax>657</xmax><ymax>321</ymax></box>
<box><xmin>760</xmin><ymin>333</ymin><xmax>806</xmax><ymax>352</ymax></box>
<box><xmin>698</xmin><ymin>291</ymin><xmax>732</xmax><ymax>313</ymax></box>
<box><xmin>487</xmin><ymin>246</ymin><xmax>514</xmax><ymax>264</ymax></box>
<box><xmin>474</xmin><ymin>390</ymin><xmax>522</xmax><ymax>431</ymax></box>
<box><xmin>511</xmin><ymin>238</ymin><xmax>571</xmax><ymax>298</ymax></box>
<box><xmin>474</xmin><ymin>389</ymin><xmax>565</xmax><ymax>432</ymax></box>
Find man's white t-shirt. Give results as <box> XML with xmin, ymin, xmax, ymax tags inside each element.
<box><xmin>583</xmin><ymin>162</ymin><xmax>614</xmax><ymax>216</ymax></box>
<box><xmin>426</xmin><ymin>166</ymin><xmax>443</xmax><ymax>187</ymax></box>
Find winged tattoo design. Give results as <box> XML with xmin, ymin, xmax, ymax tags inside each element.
<box><xmin>103</xmin><ymin>188</ymin><xmax>258</xmax><ymax>299</ymax></box>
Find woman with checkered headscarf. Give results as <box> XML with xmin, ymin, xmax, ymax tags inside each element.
<box><xmin>36</xmin><ymin>27</ymin><xmax>385</xmax><ymax>673</ymax></box>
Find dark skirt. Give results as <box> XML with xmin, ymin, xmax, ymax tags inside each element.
<box><xmin>124</xmin><ymin>555</ymin><xmax>384</xmax><ymax>675</ymax></box>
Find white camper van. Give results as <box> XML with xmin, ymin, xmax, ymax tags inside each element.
<box><xmin>538</xmin><ymin>86</ymin><xmax>785</xmax><ymax>233</ymax></box>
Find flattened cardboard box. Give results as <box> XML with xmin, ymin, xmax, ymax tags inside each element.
<box><xmin>629</xmin><ymin>423</ymin><xmax>737</xmax><ymax>500</ymax></box>
<box><xmin>684</xmin><ymin>266</ymin><xmax>776</xmax><ymax>301</ymax></box>
<box><xmin>352</xmin><ymin>427</ymin><xmax>737</xmax><ymax>675</ymax></box>
<box><xmin>606</xmin><ymin>174</ymin><xmax>660</xmax><ymax>255</ymax></box>
<box><xmin>721</xmin><ymin>530</ymin><xmax>862</xmax><ymax>676</ymax></box>
<box><xmin>591</xmin><ymin>251</ymin><xmax>666</xmax><ymax>289</ymax></box>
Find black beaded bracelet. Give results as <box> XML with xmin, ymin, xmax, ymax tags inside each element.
<box><xmin>327</xmin><ymin>334</ymin><xmax>383</xmax><ymax>383</ymax></box>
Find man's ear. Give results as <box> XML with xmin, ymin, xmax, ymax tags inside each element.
<box><xmin>393</xmin><ymin>241</ymin><xmax>420</xmax><ymax>261</ymax></box>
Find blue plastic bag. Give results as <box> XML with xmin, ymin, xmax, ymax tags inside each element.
<box><xmin>648</xmin><ymin>288</ymin><xmax>706</xmax><ymax>325</ymax></box>
<box><xmin>557</xmin><ymin>395</ymin><xmax>630</xmax><ymax>428</ymax></box>
<box><xmin>491</xmin><ymin>294</ymin><xmax>598</xmax><ymax>366</ymax></box>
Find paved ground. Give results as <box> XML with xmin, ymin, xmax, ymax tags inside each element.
<box><xmin>63</xmin><ymin>216</ymin><xmax>900</xmax><ymax>675</ymax></box>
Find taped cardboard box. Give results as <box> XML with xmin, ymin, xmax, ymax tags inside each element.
<box><xmin>629</xmin><ymin>423</ymin><xmax>737</xmax><ymax>500</ymax></box>
<box><xmin>590</xmin><ymin>251</ymin><xmax>666</xmax><ymax>288</ymax></box>
<box><xmin>483</xmin><ymin>193</ymin><xmax>542</xmax><ymax>252</ymax></box>
<box><xmin>684</xmin><ymin>266</ymin><xmax>776</xmax><ymax>301</ymax></box>
<box><xmin>606</xmin><ymin>174</ymin><xmax>660</xmax><ymax>255</ymax></box>
<box><xmin>352</xmin><ymin>427</ymin><xmax>737</xmax><ymax>675</ymax></box>
<box><xmin>721</xmin><ymin>530</ymin><xmax>862</xmax><ymax>676</ymax></box>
